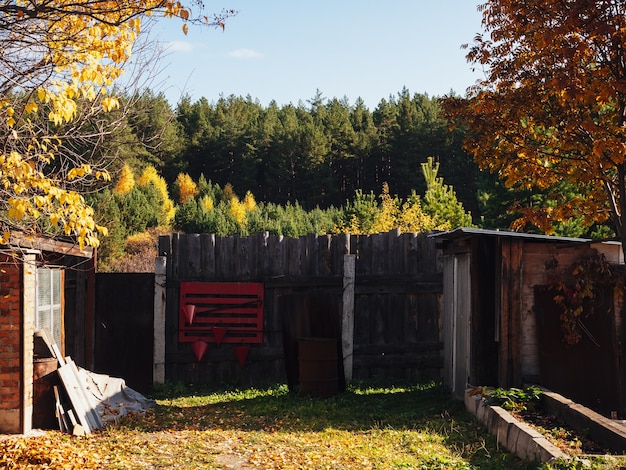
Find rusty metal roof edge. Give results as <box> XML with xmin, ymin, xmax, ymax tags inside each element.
<box><xmin>428</xmin><ymin>227</ymin><xmax>591</xmax><ymax>244</ymax></box>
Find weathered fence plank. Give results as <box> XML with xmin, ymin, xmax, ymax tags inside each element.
<box><xmin>287</xmin><ymin>237</ymin><xmax>301</xmax><ymax>276</ymax></box>
<box><xmin>317</xmin><ymin>234</ymin><xmax>332</xmax><ymax>275</ymax></box>
<box><xmin>200</xmin><ymin>233</ymin><xmax>215</xmax><ymax>279</ymax></box>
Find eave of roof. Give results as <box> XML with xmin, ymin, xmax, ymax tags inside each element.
<box><xmin>429</xmin><ymin>227</ymin><xmax>591</xmax><ymax>244</ymax></box>
<box><xmin>6</xmin><ymin>233</ymin><xmax>93</xmax><ymax>258</ymax></box>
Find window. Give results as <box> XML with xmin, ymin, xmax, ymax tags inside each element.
<box><xmin>35</xmin><ymin>267</ymin><xmax>64</xmax><ymax>351</ymax></box>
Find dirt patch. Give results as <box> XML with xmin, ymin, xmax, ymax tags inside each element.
<box><xmin>212</xmin><ymin>438</ymin><xmax>260</xmax><ymax>469</ymax></box>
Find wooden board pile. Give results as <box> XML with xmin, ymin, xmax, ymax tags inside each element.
<box><xmin>36</xmin><ymin>330</ymin><xmax>103</xmax><ymax>436</ymax></box>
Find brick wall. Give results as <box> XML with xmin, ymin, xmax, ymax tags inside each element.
<box><xmin>0</xmin><ymin>253</ymin><xmax>23</xmax><ymax>433</ymax></box>
<box><xmin>0</xmin><ymin>252</ymin><xmax>36</xmax><ymax>434</ymax></box>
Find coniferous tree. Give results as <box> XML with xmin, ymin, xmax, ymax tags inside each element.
<box><xmin>371</xmin><ymin>98</ymin><xmax>398</xmax><ymax>191</ymax></box>
<box><xmin>323</xmin><ymin>98</ymin><xmax>359</xmax><ymax>206</ymax></box>
<box><xmin>421</xmin><ymin>157</ymin><xmax>474</xmax><ymax>229</ymax></box>
<box><xmin>350</xmin><ymin>98</ymin><xmax>377</xmax><ymax>193</ymax></box>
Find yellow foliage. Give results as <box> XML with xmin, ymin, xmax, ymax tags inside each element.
<box><xmin>200</xmin><ymin>195</ymin><xmax>214</xmax><ymax>212</ymax></box>
<box><xmin>397</xmin><ymin>197</ymin><xmax>440</xmax><ymax>233</ymax></box>
<box><xmin>229</xmin><ymin>196</ymin><xmax>247</xmax><ymax>227</ymax></box>
<box><xmin>114</xmin><ymin>164</ymin><xmax>135</xmax><ymax>195</ymax></box>
<box><xmin>0</xmin><ymin>151</ymin><xmax>106</xmax><ymax>247</ymax></box>
<box><xmin>0</xmin><ymin>0</ymin><xmax>223</xmax><ymax>248</ymax></box>
<box><xmin>102</xmin><ymin>96</ymin><xmax>120</xmax><ymax>112</ymax></box>
<box><xmin>340</xmin><ymin>183</ymin><xmax>437</xmax><ymax>235</ymax></box>
<box><xmin>136</xmin><ymin>165</ymin><xmax>158</xmax><ymax>186</ymax></box>
<box><xmin>125</xmin><ymin>230</ymin><xmax>157</xmax><ymax>255</ymax></box>
<box><xmin>243</xmin><ymin>191</ymin><xmax>257</xmax><ymax>212</ymax></box>
<box><xmin>67</xmin><ymin>164</ymin><xmax>92</xmax><ymax>181</ymax></box>
<box><xmin>370</xmin><ymin>183</ymin><xmax>399</xmax><ymax>233</ymax></box>
<box><xmin>137</xmin><ymin>165</ymin><xmax>176</xmax><ymax>225</ymax></box>
<box><xmin>175</xmin><ymin>172</ymin><xmax>199</xmax><ymax>204</ymax></box>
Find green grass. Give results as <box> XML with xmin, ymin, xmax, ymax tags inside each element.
<box><xmin>2</xmin><ymin>380</ymin><xmax>626</xmax><ymax>469</ymax></box>
<box><xmin>136</xmin><ymin>380</ymin><xmax>537</xmax><ymax>469</ymax></box>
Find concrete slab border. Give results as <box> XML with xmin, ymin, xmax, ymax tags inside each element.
<box><xmin>465</xmin><ymin>390</ymin><xmax>568</xmax><ymax>463</ymax></box>
<box><xmin>541</xmin><ymin>390</ymin><xmax>626</xmax><ymax>453</ymax></box>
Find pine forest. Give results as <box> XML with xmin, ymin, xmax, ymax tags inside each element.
<box><xmin>76</xmin><ymin>88</ymin><xmax>612</xmax><ymax>271</ymax></box>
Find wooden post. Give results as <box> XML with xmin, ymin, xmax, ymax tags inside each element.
<box><xmin>499</xmin><ymin>238</ymin><xmax>523</xmax><ymax>388</ymax></box>
<box><xmin>22</xmin><ymin>252</ymin><xmax>37</xmax><ymax>434</ymax></box>
<box><xmin>342</xmin><ymin>254</ymin><xmax>355</xmax><ymax>383</ymax></box>
<box><xmin>85</xmin><ymin>253</ymin><xmax>96</xmax><ymax>370</ymax></box>
<box><xmin>153</xmin><ymin>256</ymin><xmax>167</xmax><ymax>384</ymax></box>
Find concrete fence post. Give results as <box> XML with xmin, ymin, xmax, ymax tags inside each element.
<box><xmin>342</xmin><ymin>254</ymin><xmax>355</xmax><ymax>383</ymax></box>
<box><xmin>153</xmin><ymin>256</ymin><xmax>167</xmax><ymax>384</ymax></box>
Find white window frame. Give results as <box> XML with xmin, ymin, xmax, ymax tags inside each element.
<box><xmin>35</xmin><ymin>267</ymin><xmax>64</xmax><ymax>354</ymax></box>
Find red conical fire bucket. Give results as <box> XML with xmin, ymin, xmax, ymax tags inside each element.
<box><xmin>192</xmin><ymin>340</ymin><xmax>208</xmax><ymax>361</ymax></box>
<box><xmin>184</xmin><ymin>305</ymin><xmax>196</xmax><ymax>324</ymax></box>
<box><xmin>233</xmin><ymin>345</ymin><xmax>250</xmax><ymax>367</ymax></box>
<box><xmin>213</xmin><ymin>326</ymin><xmax>227</xmax><ymax>346</ymax></box>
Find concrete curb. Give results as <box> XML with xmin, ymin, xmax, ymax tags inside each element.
<box><xmin>541</xmin><ymin>390</ymin><xmax>626</xmax><ymax>453</ymax></box>
<box><xmin>465</xmin><ymin>390</ymin><xmax>569</xmax><ymax>463</ymax></box>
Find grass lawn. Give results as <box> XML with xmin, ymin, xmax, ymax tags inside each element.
<box><xmin>2</xmin><ymin>380</ymin><xmax>625</xmax><ymax>469</ymax></box>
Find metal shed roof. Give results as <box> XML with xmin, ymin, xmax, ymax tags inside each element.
<box><xmin>429</xmin><ymin>227</ymin><xmax>591</xmax><ymax>244</ymax></box>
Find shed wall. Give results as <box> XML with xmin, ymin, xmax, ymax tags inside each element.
<box><xmin>520</xmin><ymin>243</ymin><xmax>597</xmax><ymax>381</ymax></box>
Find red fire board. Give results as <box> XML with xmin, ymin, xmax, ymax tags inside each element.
<box><xmin>178</xmin><ymin>282</ymin><xmax>264</xmax><ymax>344</ymax></box>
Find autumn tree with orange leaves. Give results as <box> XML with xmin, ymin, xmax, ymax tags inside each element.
<box><xmin>443</xmin><ymin>1</ymin><xmax>626</xmax><ymax>252</ymax></box>
<box><xmin>0</xmin><ymin>0</ymin><xmax>233</xmax><ymax>249</ymax></box>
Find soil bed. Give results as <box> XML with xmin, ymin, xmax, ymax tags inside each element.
<box><xmin>512</xmin><ymin>407</ymin><xmax>612</xmax><ymax>456</ymax></box>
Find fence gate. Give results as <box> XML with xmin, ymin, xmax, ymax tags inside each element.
<box><xmin>94</xmin><ymin>273</ymin><xmax>155</xmax><ymax>393</ymax></box>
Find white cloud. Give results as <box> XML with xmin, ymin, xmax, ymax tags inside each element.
<box><xmin>166</xmin><ymin>41</ymin><xmax>194</xmax><ymax>53</ymax></box>
<box><xmin>228</xmin><ymin>48</ymin><xmax>264</xmax><ymax>59</ymax></box>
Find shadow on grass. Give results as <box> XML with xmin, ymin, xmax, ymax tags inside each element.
<box><xmin>116</xmin><ymin>380</ymin><xmax>542</xmax><ymax>470</ymax></box>
<box><xmin>150</xmin><ymin>380</ymin><xmax>459</xmax><ymax>432</ymax></box>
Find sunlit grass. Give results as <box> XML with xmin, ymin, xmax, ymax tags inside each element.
<box><xmin>3</xmin><ymin>380</ymin><xmax>626</xmax><ymax>469</ymax></box>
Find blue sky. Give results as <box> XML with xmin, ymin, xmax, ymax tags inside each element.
<box><xmin>148</xmin><ymin>1</ymin><xmax>484</xmax><ymax>109</ymax></box>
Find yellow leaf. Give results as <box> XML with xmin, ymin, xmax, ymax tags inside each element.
<box><xmin>102</xmin><ymin>96</ymin><xmax>119</xmax><ymax>112</ymax></box>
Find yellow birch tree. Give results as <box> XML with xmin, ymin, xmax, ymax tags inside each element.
<box><xmin>0</xmin><ymin>0</ymin><xmax>233</xmax><ymax>248</ymax></box>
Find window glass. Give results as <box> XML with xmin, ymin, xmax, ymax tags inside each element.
<box><xmin>36</xmin><ymin>267</ymin><xmax>63</xmax><ymax>349</ymax></box>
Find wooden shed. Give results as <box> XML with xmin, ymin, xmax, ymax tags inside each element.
<box><xmin>432</xmin><ymin>228</ymin><xmax>625</xmax><ymax>412</ymax></box>
<box><xmin>0</xmin><ymin>235</ymin><xmax>95</xmax><ymax>434</ymax></box>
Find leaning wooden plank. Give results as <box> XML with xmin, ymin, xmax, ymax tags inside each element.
<box><xmin>65</xmin><ymin>359</ymin><xmax>103</xmax><ymax>430</ymax></box>
<box><xmin>50</xmin><ymin>344</ymin><xmax>66</xmax><ymax>367</ymax></box>
<box><xmin>68</xmin><ymin>359</ymin><xmax>104</xmax><ymax>429</ymax></box>
<box><xmin>57</xmin><ymin>364</ymin><xmax>92</xmax><ymax>434</ymax></box>
<box><xmin>66</xmin><ymin>409</ymin><xmax>86</xmax><ymax>436</ymax></box>
<box><xmin>67</xmin><ymin>409</ymin><xmax>78</xmax><ymax>428</ymax></box>
<box><xmin>53</xmin><ymin>386</ymin><xmax>67</xmax><ymax>432</ymax></box>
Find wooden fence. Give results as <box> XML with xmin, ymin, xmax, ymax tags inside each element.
<box><xmin>158</xmin><ymin>229</ymin><xmax>443</xmax><ymax>389</ymax></box>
